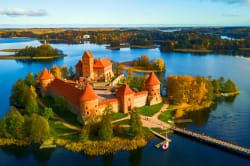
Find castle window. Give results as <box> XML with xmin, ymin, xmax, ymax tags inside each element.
<box><xmin>86</xmin><ymin>106</ymin><xmax>88</xmax><ymax>110</ymax></box>
<box><xmin>87</xmin><ymin>112</ymin><xmax>89</xmax><ymax>115</ymax></box>
<box><xmin>95</xmin><ymin>105</ymin><xmax>97</xmax><ymax>108</ymax></box>
<box><xmin>96</xmin><ymin>110</ymin><xmax>98</xmax><ymax>112</ymax></box>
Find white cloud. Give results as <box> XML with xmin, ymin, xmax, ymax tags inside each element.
<box><xmin>0</xmin><ymin>8</ymin><xmax>47</xmax><ymax>16</ymax></box>
<box><xmin>212</xmin><ymin>0</ymin><xmax>250</xmax><ymax>5</ymax></box>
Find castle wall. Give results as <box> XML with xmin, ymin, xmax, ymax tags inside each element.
<box><xmin>109</xmin><ymin>74</ymin><xmax>124</xmax><ymax>87</ymax></box>
<box><xmin>134</xmin><ymin>91</ymin><xmax>148</xmax><ymax>107</ymax></box>
<box><xmin>98</xmin><ymin>98</ymin><xmax>119</xmax><ymax>115</ymax></box>
<box><xmin>47</xmin><ymin>88</ymin><xmax>82</xmax><ymax>121</ymax></box>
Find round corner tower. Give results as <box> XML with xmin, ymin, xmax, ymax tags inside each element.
<box><xmin>40</xmin><ymin>68</ymin><xmax>55</xmax><ymax>97</ymax></box>
<box><xmin>145</xmin><ymin>72</ymin><xmax>162</xmax><ymax>105</ymax></box>
<box><xmin>79</xmin><ymin>83</ymin><xmax>98</xmax><ymax>117</ymax></box>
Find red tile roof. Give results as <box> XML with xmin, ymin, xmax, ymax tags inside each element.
<box><xmin>134</xmin><ymin>91</ymin><xmax>148</xmax><ymax>96</ymax></box>
<box><xmin>80</xmin><ymin>83</ymin><xmax>98</xmax><ymax>101</ymax></box>
<box><xmin>145</xmin><ymin>72</ymin><xmax>160</xmax><ymax>86</ymax></box>
<box><xmin>83</xmin><ymin>50</ymin><xmax>93</xmax><ymax>58</ymax></box>
<box><xmin>98</xmin><ymin>98</ymin><xmax>119</xmax><ymax>106</ymax></box>
<box><xmin>93</xmin><ymin>58</ymin><xmax>112</xmax><ymax>68</ymax></box>
<box><xmin>48</xmin><ymin>79</ymin><xmax>82</xmax><ymax>106</ymax></box>
<box><xmin>40</xmin><ymin>68</ymin><xmax>54</xmax><ymax>80</ymax></box>
<box><xmin>75</xmin><ymin>60</ymin><xmax>82</xmax><ymax>68</ymax></box>
<box><xmin>116</xmin><ymin>84</ymin><xmax>134</xmax><ymax>96</ymax></box>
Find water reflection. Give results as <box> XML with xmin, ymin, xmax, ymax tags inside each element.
<box><xmin>15</xmin><ymin>57</ymin><xmax>64</xmax><ymax>65</ymax></box>
<box><xmin>102</xmin><ymin>154</ymin><xmax>114</xmax><ymax>166</ymax></box>
<box><xmin>129</xmin><ymin>148</ymin><xmax>143</xmax><ymax>166</ymax></box>
<box><xmin>0</xmin><ymin>144</ymin><xmax>55</xmax><ymax>162</ymax></box>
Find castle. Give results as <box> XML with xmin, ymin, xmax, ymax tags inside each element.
<box><xmin>75</xmin><ymin>50</ymin><xmax>114</xmax><ymax>81</ymax></box>
<box><xmin>40</xmin><ymin>51</ymin><xmax>162</xmax><ymax>124</ymax></box>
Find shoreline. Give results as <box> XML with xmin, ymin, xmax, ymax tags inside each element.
<box><xmin>0</xmin><ymin>54</ymin><xmax>67</xmax><ymax>60</ymax></box>
<box><xmin>106</xmin><ymin>45</ymin><xmax>158</xmax><ymax>50</ymax></box>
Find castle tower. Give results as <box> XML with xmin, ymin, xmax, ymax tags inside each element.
<box><xmin>40</xmin><ymin>68</ymin><xmax>55</xmax><ymax>97</ymax></box>
<box><xmin>116</xmin><ymin>84</ymin><xmax>135</xmax><ymax>113</ymax></box>
<box><xmin>79</xmin><ymin>83</ymin><xmax>98</xmax><ymax>117</ymax></box>
<box><xmin>145</xmin><ymin>72</ymin><xmax>162</xmax><ymax>105</ymax></box>
<box><xmin>82</xmin><ymin>50</ymin><xmax>94</xmax><ymax>79</ymax></box>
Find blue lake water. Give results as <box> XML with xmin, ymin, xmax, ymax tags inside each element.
<box><xmin>0</xmin><ymin>38</ymin><xmax>249</xmax><ymax>165</ymax></box>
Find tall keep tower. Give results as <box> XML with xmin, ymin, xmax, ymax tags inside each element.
<box><xmin>40</xmin><ymin>68</ymin><xmax>55</xmax><ymax>97</ymax></box>
<box><xmin>82</xmin><ymin>50</ymin><xmax>94</xmax><ymax>79</ymax></box>
<box><xmin>79</xmin><ymin>83</ymin><xmax>99</xmax><ymax>117</ymax></box>
<box><xmin>145</xmin><ymin>72</ymin><xmax>162</xmax><ymax>105</ymax></box>
<box><xmin>116</xmin><ymin>84</ymin><xmax>135</xmax><ymax>113</ymax></box>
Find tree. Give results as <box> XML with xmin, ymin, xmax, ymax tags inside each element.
<box><xmin>61</xmin><ymin>65</ymin><xmax>68</xmax><ymax>79</ymax></box>
<box><xmin>41</xmin><ymin>107</ymin><xmax>55</xmax><ymax>120</ymax></box>
<box><xmin>54</xmin><ymin>96</ymin><xmax>68</xmax><ymax>112</ymax></box>
<box><xmin>157</xmin><ymin>58</ymin><xmax>165</xmax><ymax>72</ymax></box>
<box><xmin>98</xmin><ymin>105</ymin><xmax>113</xmax><ymax>140</ymax></box>
<box><xmin>219</xmin><ymin>77</ymin><xmax>225</xmax><ymax>90</ymax></box>
<box><xmin>129</xmin><ymin>108</ymin><xmax>144</xmax><ymax>139</ymax></box>
<box><xmin>10</xmin><ymin>79</ymin><xmax>29</xmax><ymax>107</ymax></box>
<box><xmin>79</xmin><ymin>126</ymin><xmax>89</xmax><ymax>142</ymax></box>
<box><xmin>25</xmin><ymin>73</ymin><xmax>35</xmax><ymax>86</ymax></box>
<box><xmin>69</xmin><ymin>66</ymin><xmax>74</xmax><ymax>79</ymax></box>
<box><xmin>212</xmin><ymin>79</ymin><xmax>220</xmax><ymax>94</ymax></box>
<box><xmin>51</xmin><ymin>65</ymin><xmax>62</xmax><ymax>79</ymax></box>
<box><xmin>223</xmin><ymin>79</ymin><xmax>237</xmax><ymax>93</ymax></box>
<box><xmin>29</xmin><ymin>114</ymin><xmax>50</xmax><ymax>143</ymax></box>
<box><xmin>0</xmin><ymin>107</ymin><xmax>25</xmax><ymax>139</ymax></box>
<box><xmin>24</xmin><ymin>86</ymin><xmax>39</xmax><ymax>115</ymax></box>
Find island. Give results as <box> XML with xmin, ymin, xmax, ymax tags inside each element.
<box><xmin>113</xmin><ymin>55</ymin><xmax>166</xmax><ymax>73</ymax></box>
<box><xmin>0</xmin><ymin>44</ymin><xmax>66</xmax><ymax>60</ymax></box>
<box><xmin>0</xmin><ymin>50</ymin><xmax>240</xmax><ymax>156</ymax></box>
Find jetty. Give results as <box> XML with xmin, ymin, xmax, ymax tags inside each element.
<box><xmin>169</xmin><ymin>126</ymin><xmax>250</xmax><ymax>157</ymax></box>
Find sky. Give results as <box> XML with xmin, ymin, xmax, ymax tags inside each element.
<box><xmin>0</xmin><ymin>0</ymin><xmax>250</xmax><ymax>27</ymax></box>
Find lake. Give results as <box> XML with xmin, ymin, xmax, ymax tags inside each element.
<box><xmin>0</xmin><ymin>38</ymin><xmax>249</xmax><ymax>166</ymax></box>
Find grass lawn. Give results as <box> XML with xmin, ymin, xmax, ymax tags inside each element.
<box><xmin>49</xmin><ymin>120</ymin><xmax>79</xmax><ymax>141</ymax></box>
<box><xmin>53</xmin><ymin>109</ymin><xmax>82</xmax><ymax>128</ymax></box>
<box><xmin>40</xmin><ymin>96</ymin><xmax>82</xmax><ymax>128</ymax></box>
<box><xmin>115</xmin><ymin>119</ymin><xmax>130</xmax><ymax>125</ymax></box>
<box><xmin>140</xmin><ymin>103</ymin><xmax>164</xmax><ymax>117</ymax></box>
<box><xmin>112</xmin><ymin>112</ymin><xmax>128</xmax><ymax>121</ymax></box>
<box><xmin>158</xmin><ymin>109</ymin><xmax>176</xmax><ymax>124</ymax></box>
<box><xmin>151</xmin><ymin>127</ymin><xmax>166</xmax><ymax>134</ymax></box>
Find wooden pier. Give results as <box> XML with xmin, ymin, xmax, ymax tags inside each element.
<box><xmin>151</xmin><ymin>130</ymin><xmax>171</xmax><ymax>142</ymax></box>
<box><xmin>169</xmin><ymin>126</ymin><xmax>250</xmax><ymax>157</ymax></box>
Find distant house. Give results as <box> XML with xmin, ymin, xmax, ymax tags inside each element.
<box><xmin>83</xmin><ymin>34</ymin><xmax>90</xmax><ymax>39</ymax></box>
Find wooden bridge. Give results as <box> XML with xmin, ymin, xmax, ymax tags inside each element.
<box><xmin>169</xmin><ymin>126</ymin><xmax>250</xmax><ymax>157</ymax></box>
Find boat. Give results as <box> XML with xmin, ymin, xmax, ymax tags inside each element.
<box><xmin>162</xmin><ymin>132</ymin><xmax>169</xmax><ymax>151</ymax></box>
<box><xmin>162</xmin><ymin>142</ymin><xmax>169</xmax><ymax>151</ymax></box>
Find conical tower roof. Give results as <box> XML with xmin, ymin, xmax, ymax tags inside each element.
<box><xmin>83</xmin><ymin>50</ymin><xmax>93</xmax><ymax>58</ymax></box>
<box><xmin>145</xmin><ymin>72</ymin><xmax>160</xmax><ymax>86</ymax></box>
<box><xmin>80</xmin><ymin>83</ymin><xmax>98</xmax><ymax>101</ymax></box>
<box><xmin>40</xmin><ymin>68</ymin><xmax>54</xmax><ymax>80</ymax></box>
<box><xmin>116</xmin><ymin>84</ymin><xmax>134</xmax><ymax>96</ymax></box>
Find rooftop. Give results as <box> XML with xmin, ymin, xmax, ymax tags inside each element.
<box><xmin>116</xmin><ymin>84</ymin><xmax>135</xmax><ymax>96</ymax></box>
<box><xmin>94</xmin><ymin>58</ymin><xmax>112</xmax><ymax>68</ymax></box>
<box><xmin>40</xmin><ymin>68</ymin><xmax>54</xmax><ymax>80</ymax></box>
<box><xmin>146</xmin><ymin>72</ymin><xmax>161</xmax><ymax>86</ymax></box>
<box><xmin>80</xmin><ymin>83</ymin><xmax>98</xmax><ymax>101</ymax></box>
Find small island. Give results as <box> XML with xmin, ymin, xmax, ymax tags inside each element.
<box><xmin>0</xmin><ymin>50</ymin><xmax>240</xmax><ymax>156</ymax></box>
<box><xmin>113</xmin><ymin>55</ymin><xmax>166</xmax><ymax>73</ymax></box>
<box><xmin>0</xmin><ymin>44</ymin><xmax>66</xmax><ymax>60</ymax></box>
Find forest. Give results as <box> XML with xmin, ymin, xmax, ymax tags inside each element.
<box><xmin>0</xmin><ymin>27</ymin><xmax>249</xmax><ymax>57</ymax></box>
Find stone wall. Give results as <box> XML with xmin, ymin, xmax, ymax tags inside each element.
<box><xmin>109</xmin><ymin>73</ymin><xmax>124</xmax><ymax>87</ymax></box>
<box><xmin>134</xmin><ymin>91</ymin><xmax>148</xmax><ymax>107</ymax></box>
<box><xmin>98</xmin><ymin>98</ymin><xmax>119</xmax><ymax>114</ymax></box>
